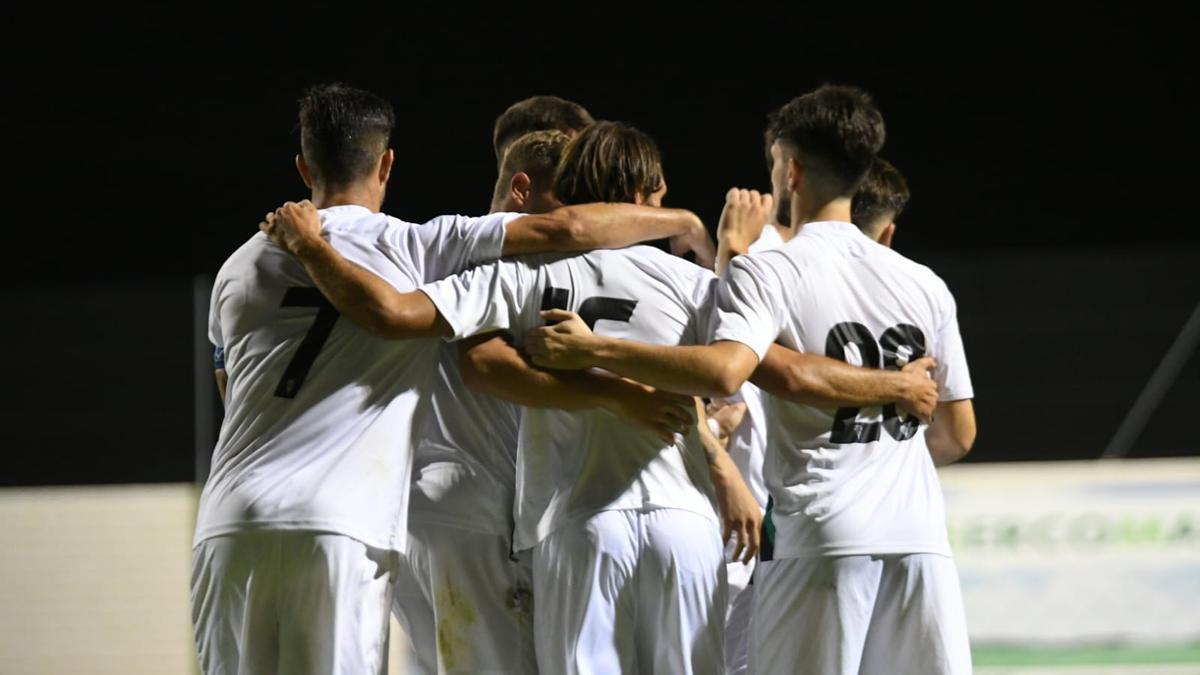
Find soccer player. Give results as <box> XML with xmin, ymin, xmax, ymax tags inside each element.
<box><xmin>392</xmin><ymin>129</ymin><xmax>585</xmax><ymax>675</ymax></box>
<box><xmin>523</xmin><ymin>85</ymin><xmax>977</xmax><ymax>675</ymax></box>
<box><xmin>262</xmin><ymin>119</ymin><xmax>940</xmax><ymax>675</ymax></box>
<box><xmin>193</xmin><ymin>82</ymin><xmax>718</xmax><ymax>675</ymax></box>
<box><xmin>851</xmin><ymin>156</ymin><xmax>910</xmax><ymax>249</ymax></box>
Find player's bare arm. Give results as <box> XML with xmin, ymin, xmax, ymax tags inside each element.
<box><xmin>527</xmin><ymin>309</ymin><xmax>939</xmax><ymax>421</ymax></box>
<box><xmin>526</xmin><ymin>309</ymin><xmax>761</xmax><ymax>398</ymax></box>
<box><xmin>502</xmin><ymin>202</ymin><xmax>716</xmax><ymax>268</ymax></box>
<box><xmin>752</xmin><ymin>345</ymin><xmax>940</xmax><ymax>422</ymax></box>
<box><xmin>458</xmin><ymin>332</ymin><xmax>693</xmax><ymax>443</ymax></box>
<box><xmin>715</xmin><ymin>188</ymin><xmax>773</xmax><ymax>275</ymax></box>
<box><xmin>260</xmin><ymin>201</ymin><xmax>451</xmax><ymax>339</ymax></box>
<box><xmin>695</xmin><ymin>398</ymin><xmax>761</xmax><ymax>564</ymax></box>
<box><xmin>925</xmin><ymin>399</ymin><xmax>976</xmax><ymax>466</ymax></box>
<box><xmin>263</xmin><ymin>199</ymin><xmax>714</xmax><ymax>334</ymax></box>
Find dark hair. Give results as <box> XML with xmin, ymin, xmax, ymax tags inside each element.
<box><xmin>851</xmin><ymin>157</ymin><xmax>910</xmax><ymax>232</ymax></box>
<box><xmin>553</xmin><ymin>121</ymin><xmax>663</xmax><ymax>205</ymax></box>
<box><xmin>493</xmin><ymin>95</ymin><xmax>594</xmax><ymax>163</ymax></box>
<box><xmin>765</xmin><ymin>85</ymin><xmax>885</xmax><ymax>197</ymax></box>
<box><xmin>297</xmin><ymin>83</ymin><xmax>394</xmax><ymax>187</ymax></box>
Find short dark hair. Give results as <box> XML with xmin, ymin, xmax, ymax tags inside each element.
<box><xmin>493</xmin><ymin>95</ymin><xmax>594</xmax><ymax>163</ymax></box>
<box><xmin>852</xmin><ymin>157</ymin><xmax>910</xmax><ymax>233</ymax></box>
<box><xmin>765</xmin><ymin>85</ymin><xmax>885</xmax><ymax>197</ymax></box>
<box><xmin>553</xmin><ymin>121</ymin><xmax>663</xmax><ymax>205</ymax></box>
<box><xmin>297</xmin><ymin>83</ymin><xmax>394</xmax><ymax>188</ymax></box>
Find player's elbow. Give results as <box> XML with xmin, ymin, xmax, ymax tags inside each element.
<box><xmin>459</xmin><ymin>347</ymin><xmax>494</xmax><ymax>393</ymax></box>
<box><xmin>930</xmin><ymin>430</ymin><xmax>975</xmax><ymax>467</ymax></box>
<box><xmin>711</xmin><ymin>361</ymin><xmax>746</xmax><ymax>398</ymax></box>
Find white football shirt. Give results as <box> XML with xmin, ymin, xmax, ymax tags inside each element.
<box><xmin>711</xmin><ymin>221</ymin><xmax>973</xmax><ymax>558</ymax></box>
<box><xmin>420</xmin><ymin>246</ymin><xmax>721</xmax><ymax>551</ymax></box>
<box><xmin>198</xmin><ymin>205</ymin><xmax>515</xmax><ymax>553</ymax></box>
<box><xmin>408</xmin><ymin>346</ymin><xmax>521</xmax><ymax>536</ymax></box>
<box><xmin>720</xmin><ymin>223</ymin><xmax>790</xmax><ymax>508</ymax></box>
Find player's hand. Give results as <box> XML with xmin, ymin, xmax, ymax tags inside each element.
<box><xmin>897</xmin><ymin>356</ymin><xmax>938</xmax><ymax>423</ymax></box>
<box><xmin>717</xmin><ymin>188</ymin><xmax>773</xmax><ymax>255</ymax></box>
<box><xmin>670</xmin><ymin>213</ymin><xmax>716</xmax><ymax>270</ymax></box>
<box><xmin>706</xmin><ymin>399</ymin><xmax>748</xmax><ymax>440</ymax></box>
<box><xmin>260</xmin><ymin>200</ymin><xmax>323</xmax><ymax>255</ymax></box>
<box><xmin>525</xmin><ymin>309</ymin><xmax>600</xmax><ymax>370</ymax></box>
<box><xmin>605</xmin><ymin>379</ymin><xmax>694</xmax><ymax>443</ymax></box>
<box><xmin>709</xmin><ymin>456</ymin><xmax>762</xmax><ymax>564</ymax></box>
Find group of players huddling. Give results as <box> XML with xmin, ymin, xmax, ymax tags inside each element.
<box><xmin>194</xmin><ymin>82</ymin><xmax>977</xmax><ymax>675</ymax></box>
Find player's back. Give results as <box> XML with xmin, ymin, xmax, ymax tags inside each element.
<box><xmin>515</xmin><ymin>246</ymin><xmax>720</xmax><ymax>549</ymax></box>
<box><xmin>723</xmin><ymin>221</ymin><xmax>970</xmax><ymax>558</ymax></box>
<box><xmin>199</xmin><ymin>205</ymin><xmax>510</xmax><ymax>554</ymax></box>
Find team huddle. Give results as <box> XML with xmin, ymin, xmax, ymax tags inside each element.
<box><xmin>194</xmin><ymin>83</ymin><xmax>977</xmax><ymax>675</ymax></box>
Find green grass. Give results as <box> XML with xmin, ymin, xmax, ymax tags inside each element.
<box><xmin>973</xmin><ymin>644</ymin><xmax>1200</xmax><ymax>666</ymax></box>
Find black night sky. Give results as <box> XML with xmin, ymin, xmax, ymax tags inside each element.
<box><xmin>3</xmin><ymin>4</ymin><xmax>1196</xmax><ymax>485</ymax></box>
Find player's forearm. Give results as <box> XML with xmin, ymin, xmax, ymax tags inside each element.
<box><xmin>926</xmin><ymin>400</ymin><xmax>976</xmax><ymax>466</ymax></box>
<box><xmin>750</xmin><ymin>344</ymin><xmax>914</xmax><ymax>407</ymax></box>
<box><xmin>507</xmin><ymin>204</ymin><xmax>704</xmax><ymax>255</ymax></box>
<box><xmin>589</xmin><ymin>339</ymin><xmax>742</xmax><ymax>398</ymax></box>
<box><xmin>292</xmin><ymin>237</ymin><xmax>448</xmax><ymax>339</ymax></box>
<box><xmin>460</xmin><ymin>336</ymin><xmax>611</xmax><ymax>410</ymax></box>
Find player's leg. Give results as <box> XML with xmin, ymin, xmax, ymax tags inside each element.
<box><xmin>859</xmin><ymin>554</ymin><xmax>972</xmax><ymax>675</ymax></box>
<box><xmin>190</xmin><ymin>532</ymin><xmax>280</xmax><ymax>675</ymax></box>
<box><xmin>724</xmin><ymin>559</ymin><xmax>756</xmax><ymax>675</ymax></box>
<box><xmin>636</xmin><ymin>508</ymin><xmax>727</xmax><ymax>675</ymax></box>
<box><xmin>390</xmin><ymin>531</ymin><xmax>437</xmax><ymax>674</ymax></box>
<box><xmin>749</xmin><ymin>555</ymin><xmax>882</xmax><ymax>675</ymax></box>
<box><xmin>276</xmin><ymin>532</ymin><xmax>396</xmax><ymax>675</ymax></box>
<box><xmin>418</xmin><ymin>522</ymin><xmax>536</xmax><ymax>674</ymax></box>
<box><xmin>532</xmin><ymin>510</ymin><xmax>638</xmax><ymax>675</ymax></box>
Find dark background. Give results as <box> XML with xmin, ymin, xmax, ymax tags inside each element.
<box><xmin>2</xmin><ymin>4</ymin><xmax>1196</xmax><ymax>486</ymax></box>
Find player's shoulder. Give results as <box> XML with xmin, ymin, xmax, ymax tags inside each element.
<box><xmin>619</xmin><ymin>245</ymin><xmax>717</xmax><ymax>282</ymax></box>
<box><xmin>214</xmin><ymin>232</ymin><xmax>278</xmax><ymax>283</ymax></box>
<box><xmin>418</xmin><ymin>211</ymin><xmax>513</xmax><ymax>233</ymax></box>
<box><xmin>877</xmin><ymin>245</ymin><xmax>955</xmax><ymax>302</ymax></box>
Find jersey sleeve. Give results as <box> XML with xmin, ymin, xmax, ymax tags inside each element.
<box><xmin>410</xmin><ymin>212</ymin><xmax>519</xmax><ymax>282</ymax></box>
<box><xmin>709</xmin><ymin>253</ymin><xmax>788</xmax><ymax>361</ymax></box>
<box><xmin>418</xmin><ymin>257</ymin><xmax>539</xmax><ymax>340</ymax></box>
<box><xmin>933</xmin><ymin>286</ymin><xmax>974</xmax><ymax>401</ymax></box>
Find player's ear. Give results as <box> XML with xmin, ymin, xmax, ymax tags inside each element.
<box><xmin>377</xmin><ymin>148</ymin><xmax>395</xmax><ymax>185</ymax></box>
<box><xmin>509</xmin><ymin>171</ymin><xmax>532</xmax><ymax>209</ymax></box>
<box><xmin>295</xmin><ymin>154</ymin><xmax>314</xmax><ymax>189</ymax></box>
<box><xmin>878</xmin><ymin>222</ymin><xmax>896</xmax><ymax>248</ymax></box>
<box><xmin>787</xmin><ymin>157</ymin><xmax>803</xmax><ymax>193</ymax></box>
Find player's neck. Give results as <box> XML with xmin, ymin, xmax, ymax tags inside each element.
<box><xmin>309</xmin><ymin>183</ymin><xmax>384</xmax><ymax>213</ymax></box>
<box><xmin>790</xmin><ymin>195</ymin><xmax>853</xmax><ymax>234</ymax></box>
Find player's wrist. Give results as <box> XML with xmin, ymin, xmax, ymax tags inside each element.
<box><xmin>290</xmin><ymin>231</ymin><xmax>329</xmax><ymax>259</ymax></box>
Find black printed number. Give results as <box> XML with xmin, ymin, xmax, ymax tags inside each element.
<box><xmin>275</xmin><ymin>287</ymin><xmax>340</xmax><ymax>399</ymax></box>
<box><xmin>825</xmin><ymin>321</ymin><xmax>927</xmax><ymax>443</ymax></box>
<box><xmin>540</xmin><ymin>286</ymin><xmax>638</xmax><ymax>329</ymax></box>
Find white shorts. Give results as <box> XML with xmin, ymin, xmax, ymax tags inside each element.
<box><xmin>191</xmin><ymin>531</ymin><xmax>396</xmax><ymax>675</ymax></box>
<box><xmin>532</xmin><ymin>508</ymin><xmax>727</xmax><ymax>675</ymax></box>
<box><xmin>724</xmin><ymin>558</ymin><xmax>756</xmax><ymax>675</ymax></box>
<box><xmin>750</xmin><ymin>554</ymin><xmax>971</xmax><ymax>675</ymax></box>
<box><xmin>391</xmin><ymin>521</ymin><xmax>536</xmax><ymax>674</ymax></box>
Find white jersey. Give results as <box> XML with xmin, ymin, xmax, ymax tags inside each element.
<box><xmin>408</xmin><ymin>346</ymin><xmax>521</xmax><ymax>536</ymax></box>
<box><xmin>721</xmin><ymin>223</ymin><xmax>789</xmax><ymax>508</ymax></box>
<box><xmin>711</xmin><ymin>221</ymin><xmax>973</xmax><ymax>558</ymax></box>
<box><xmin>421</xmin><ymin>246</ymin><xmax>720</xmax><ymax>550</ymax></box>
<box><xmin>198</xmin><ymin>205</ymin><xmax>515</xmax><ymax>553</ymax></box>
